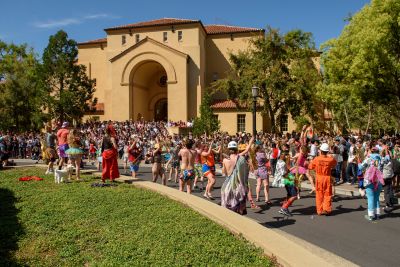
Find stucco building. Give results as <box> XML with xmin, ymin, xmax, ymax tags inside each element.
<box><xmin>78</xmin><ymin>18</ymin><xmax>296</xmax><ymax>134</ymax></box>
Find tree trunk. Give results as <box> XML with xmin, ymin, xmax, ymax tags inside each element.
<box><xmin>365</xmin><ymin>102</ymin><xmax>372</xmax><ymax>134</ymax></box>
<box><xmin>343</xmin><ymin>104</ymin><xmax>351</xmax><ymax>132</ymax></box>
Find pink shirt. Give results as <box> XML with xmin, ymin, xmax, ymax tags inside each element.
<box><xmin>57</xmin><ymin>128</ymin><xmax>69</xmax><ymax>145</ymax></box>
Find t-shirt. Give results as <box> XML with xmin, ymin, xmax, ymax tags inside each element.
<box><xmin>57</xmin><ymin>128</ymin><xmax>69</xmax><ymax>146</ymax></box>
<box><xmin>46</xmin><ymin>133</ymin><xmax>56</xmax><ymax>149</ymax></box>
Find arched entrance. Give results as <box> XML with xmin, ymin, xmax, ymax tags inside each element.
<box><xmin>154</xmin><ymin>98</ymin><xmax>168</xmax><ymax>121</ymax></box>
<box><xmin>130</xmin><ymin>60</ymin><xmax>168</xmax><ymax>121</ymax></box>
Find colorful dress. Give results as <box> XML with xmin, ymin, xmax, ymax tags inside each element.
<box><xmin>255</xmin><ymin>152</ymin><xmax>268</xmax><ymax>179</ymax></box>
<box><xmin>221</xmin><ymin>156</ymin><xmax>249</xmax><ymax>215</ymax></box>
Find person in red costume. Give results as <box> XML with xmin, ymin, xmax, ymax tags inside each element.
<box><xmin>101</xmin><ymin>124</ymin><xmax>120</xmax><ymax>182</ymax></box>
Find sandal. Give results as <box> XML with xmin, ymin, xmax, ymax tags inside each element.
<box><xmin>265</xmin><ymin>201</ymin><xmax>272</xmax><ymax>205</ymax></box>
<box><xmin>250</xmin><ymin>200</ymin><xmax>261</xmax><ymax>209</ymax></box>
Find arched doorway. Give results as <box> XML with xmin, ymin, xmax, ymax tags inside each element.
<box><xmin>130</xmin><ymin>60</ymin><xmax>168</xmax><ymax>121</ymax></box>
<box><xmin>154</xmin><ymin>98</ymin><xmax>168</xmax><ymax>121</ymax></box>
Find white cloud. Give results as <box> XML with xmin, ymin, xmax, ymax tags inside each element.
<box><xmin>33</xmin><ymin>13</ymin><xmax>119</xmax><ymax>29</ymax></box>
<box><xmin>84</xmin><ymin>13</ymin><xmax>119</xmax><ymax>19</ymax></box>
<box><xmin>34</xmin><ymin>18</ymin><xmax>81</xmax><ymax>29</ymax></box>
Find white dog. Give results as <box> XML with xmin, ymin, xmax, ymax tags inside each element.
<box><xmin>54</xmin><ymin>164</ymin><xmax>74</xmax><ymax>184</ymax></box>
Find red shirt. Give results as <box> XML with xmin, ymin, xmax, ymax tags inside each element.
<box><xmin>57</xmin><ymin>128</ymin><xmax>69</xmax><ymax>145</ymax></box>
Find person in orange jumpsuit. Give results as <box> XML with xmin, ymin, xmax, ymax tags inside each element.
<box><xmin>308</xmin><ymin>143</ymin><xmax>337</xmax><ymax>215</ymax></box>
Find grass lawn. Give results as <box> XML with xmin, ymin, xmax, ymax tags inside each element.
<box><xmin>0</xmin><ymin>167</ymin><xmax>273</xmax><ymax>266</ymax></box>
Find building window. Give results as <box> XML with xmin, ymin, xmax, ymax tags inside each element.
<box><xmin>135</xmin><ymin>34</ymin><xmax>140</xmax><ymax>43</ymax></box>
<box><xmin>237</xmin><ymin>114</ymin><xmax>246</xmax><ymax>133</ymax></box>
<box><xmin>163</xmin><ymin>32</ymin><xmax>168</xmax><ymax>42</ymax></box>
<box><xmin>121</xmin><ymin>35</ymin><xmax>126</xmax><ymax>45</ymax></box>
<box><xmin>178</xmin><ymin>31</ymin><xmax>183</xmax><ymax>42</ymax></box>
<box><xmin>280</xmin><ymin>115</ymin><xmax>288</xmax><ymax>132</ymax></box>
<box><xmin>213</xmin><ymin>114</ymin><xmax>218</xmax><ymax>121</ymax></box>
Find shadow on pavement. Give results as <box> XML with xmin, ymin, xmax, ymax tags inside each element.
<box><xmin>262</xmin><ymin>217</ymin><xmax>296</xmax><ymax>228</ymax></box>
<box><xmin>0</xmin><ymin>188</ymin><xmax>25</xmax><ymax>266</ymax></box>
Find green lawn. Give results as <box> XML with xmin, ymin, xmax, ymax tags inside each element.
<box><xmin>0</xmin><ymin>167</ymin><xmax>273</xmax><ymax>266</ymax></box>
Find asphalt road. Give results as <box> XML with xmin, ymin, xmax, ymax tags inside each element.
<box><xmin>10</xmin><ymin>159</ymin><xmax>400</xmax><ymax>267</ymax></box>
<box><xmin>134</xmin><ymin>167</ymin><xmax>400</xmax><ymax>267</ymax></box>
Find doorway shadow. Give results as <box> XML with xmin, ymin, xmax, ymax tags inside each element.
<box><xmin>0</xmin><ymin>188</ymin><xmax>25</xmax><ymax>266</ymax></box>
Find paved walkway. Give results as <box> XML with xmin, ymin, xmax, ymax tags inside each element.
<box><xmin>9</xmin><ymin>159</ymin><xmax>400</xmax><ymax>266</ymax></box>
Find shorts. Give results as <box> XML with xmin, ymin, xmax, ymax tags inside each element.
<box><xmin>97</xmin><ymin>156</ymin><xmax>103</xmax><ymax>163</ymax></box>
<box><xmin>194</xmin><ymin>163</ymin><xmax>203</xmax><ymax>178</ymax></box>
<box><xmin>285</xmin><ymin>185</ymin><xmax>298</xmax><ymax>197</ymax></box>
<box><xmin>202</xmin><ymin>164</ymin><xmax>215</xmax><ymax>176</ymax></box>
<box><xmin>122</xmin><ymin>155</ymin><xmax>128</xmax><ymax>162</ymax></box>
<box><xmin>58</xmin><ymin>144</ymin><xmax>69</xmax><ymax>158</ymax></box>
<box><xmin>45</xmin><ymin>147</ymin><xmax>57</xmax><ymax>163</ymax></box>
<box><xmin>181</xmin><ymin>169</ymin><xmax>195</xmax><ymax>181</ymax></box>
<box><xmin>129</xmin><ymin>163</ymin><xmax>139</xmax><ymax>172</ymax></box>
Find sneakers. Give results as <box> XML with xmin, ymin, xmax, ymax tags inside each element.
<box><xmin>364</xmin><ymin>215</ymin><xmax>375</xmax><ymax>221</ymax></box>
<box><xmin>279</xmin><ymin>208</ymin><xmax>292</xmax><ymax>217</ymax></box>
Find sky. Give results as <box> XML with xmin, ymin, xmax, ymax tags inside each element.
<box><xmin>0</xmin><ymin>0</ymin><xmax>371</xmax><ymax>55</ymax></box>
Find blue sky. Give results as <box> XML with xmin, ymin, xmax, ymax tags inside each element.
<box><xmin>0</xmin><ymin>0</ymin><xmax>370</xmax><ymax>55</ymax></box>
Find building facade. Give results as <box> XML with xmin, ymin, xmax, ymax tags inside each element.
<box><xmin>78</xmin><ymin>18</ymin><xmax>296</xmax><ymax>134</ymax></box>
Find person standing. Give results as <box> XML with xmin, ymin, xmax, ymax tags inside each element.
<box><xmin>101</xmin><ymin>124</ymin><xmax>120</xmax><ymax>182</ymax></box>
<box><xmin>201</xmin><ymin>141</ymin><xmax>221</xmax><ymax>200</ymax></box>
<box><xmin>178</xmin><ymin>139</ymin><xmax>197</xmax><ymax>194</ymax></box>
<box><xmin>65</xmin><ymin>129</ymin><xmax>85</xmax><ymax>180</ymax></box>
<box><xmin>269</xmin><ymin>143</ymin><xmax>279</xmax><ymax>177</ymax></box>
<box><xmin>44</xmin><ymin>125</ymin><xmax>57</xmax><ymax>174</ymax></box>
<box><xmin>361</xmin><ymin>147</ymin><xmax>385</xmax><ymax>221</ymax></box>
<box><xmin>57</xmin><ymin>122</ymin><xmax>70</xmax><ymax>170</ymax></box>
<box><xmin>308</xmin><ymin>143</ymin><xmax>337</xmax><ymax>215</ymax></box>
<box><xmin>221</xmin><ymin>137</ymin><xmax>254</xmax><ymax>215</ymax></box>
<box><xmin>254</xmin><ymin>145</ymin><xmax>270</xmax><ymax>204</ymax></box>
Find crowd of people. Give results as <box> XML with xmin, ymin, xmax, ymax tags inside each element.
<box><xmin>1</xmin><ymin>120</ymin><xmax>399</xmax><ymax>221</ymax></box>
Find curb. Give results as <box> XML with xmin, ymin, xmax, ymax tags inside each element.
<box><xmin>113</xmin><ymin>175</ymin><xmax>357</xmax><ymax>267</ymax></box>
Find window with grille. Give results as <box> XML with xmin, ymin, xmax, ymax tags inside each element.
<box><xmin>121</xmin><ymin>35</ymin><xmax>126</xmax><ymax>45</ymax></box>
<box><xmin>178</xmin><ymin>31</ymin><xmax>183</xmax><ymax>42</ymax></box>
<box><xmin>237</xmin><ymin>114</ymin><xmax>246</xmax><ymax>132</ymax></box>
<box><xmin>280</xmin><ymin>115</ymin><xmax>288</xmax><ymax>132</ymax></box>
<box><xmin>135</xmin><ymin>34</ymin><xmax>140</xmax><ymax>43</ymax></box>
<box><xmin>163</xmin><ymin>32</ymin><xmax>168</xmax><ymax>42</ymax></box>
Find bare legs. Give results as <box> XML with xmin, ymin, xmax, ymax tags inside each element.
<box><xmin>256</xmin><ymin>178</ymin><xmax>270</xmax><ymax>202</ymax></box>
<box><xmin>204</xmin><ymin>173</ymin><xmax>215</xmax><ymax>199</ymax></box>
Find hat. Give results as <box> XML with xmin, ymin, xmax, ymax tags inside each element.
<box><xmin>228</xmin><ymin>141</ymin><xmax>238</xmax><ymax>149</ymax></box>
<box><xmin>62</xmin><ymin>122</ymin><xmax>69</xmax><ymax>128</ymax></box>
<box><xmin>320</xmin><ymin>143</ymin><xmax>330</xmax><ymax>152</ymax></box>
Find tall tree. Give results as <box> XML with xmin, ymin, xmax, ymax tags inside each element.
<box><xmin>321</xmin><ymin>0</ymin><xmax>400</xmax><ymax>123</ymax></box>
<box><xmin>192</xmin><ymin>92</ymin><xmax>220</xmax><ymax>136</ymax></box>
<box><xmin>0</xmin><ymin>41</ymin><xmax>44</xmax><ymax>131</ymax></box>
<box><xmin>213</xmin><ymin>27</ymin><xmax>321</xmax><ymax>133</ymax></box>
<box><xmin>39</xmin><ymin>30</ymin><xmax>96</xmax><ymax>123</ymax></box>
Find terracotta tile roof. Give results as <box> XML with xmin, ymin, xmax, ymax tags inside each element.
<box><xmin>105</xmin><ymin>18</ymin><xmax>200</xmax><ymax>31</ymax></box>
<box><xmin>205</xmin><ymin>24</ymin><xmax>263</xmax><ymax>35</ymax></box>
<box><xmin>211</xmin><ymin>99</ymin><xmax>245</xmax><ymax>109</ymax></box>
<box><xmin>78</xmin><ymin>38</ymin><xmax>107</xmax><ymax>45</ymax></box>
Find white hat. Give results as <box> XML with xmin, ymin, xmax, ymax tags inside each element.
<box><xmin>320</xmin><ymin>143</ymin><xmax>330</xmax><ymax>152</ymax></box>
<box><xmin>228</xmin><ymin>141</ymin><xmax>238</xmax><ymax>149</ymax></box>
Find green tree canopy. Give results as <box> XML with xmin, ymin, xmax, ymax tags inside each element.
<box><xmin>321</xmin><ymin>0</ymin><xmax>400</xmax><ymax>129</ymax></box>
<box><xmin>0</xmin><ymin>41</ymin><xmax>44</xmax><ymax>131</ymax></box>
<box><xmin>192</xmin><ymin>92</ymin><xmax>220</xmax><ymax>136</ymax></box>
<box><xmin>213</xmin><ymin>27</ymin><xmax>321</xmax><ymax>133</ymax></box>
<box><xmin>39</xmin><ymin>30</ymin><xmax>97</xmax><ymax>123</ymax></box>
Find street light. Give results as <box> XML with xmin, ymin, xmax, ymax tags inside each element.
<box><xmin>251</xmin><ymin>86</ymin><xmax>259</xmax><ymax>137</ymax></box>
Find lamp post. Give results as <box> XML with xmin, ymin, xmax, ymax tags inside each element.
<box><xmin>251</xmin><ymin>86</ymin><xmax>259</xmax><ymax>137</ymax></box>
